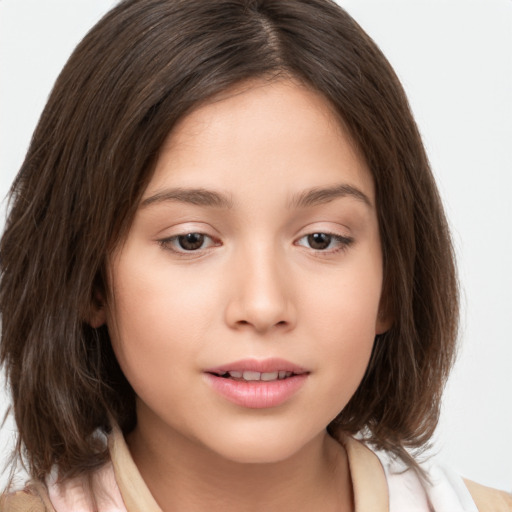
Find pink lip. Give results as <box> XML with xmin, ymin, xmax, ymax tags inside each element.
<box><xmin>204</xmin><ymin>358</ymin><xmax>309</xmax><ymax>409</ymax></box>
<box><xmin>204</xmin><ymin>358</ymin><xmax>308</xmax><ymax>374</ymax></box>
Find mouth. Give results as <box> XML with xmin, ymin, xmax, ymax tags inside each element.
<box><xmin>208</xmin><ymin>370</ymin><xmax>303</xmax><ymax>381</ymax></box>
<box><xmin>204</xmin><ymin>358</ymin><xmax>309</xmax><ymax>408</ymax></box>
<box><xmin>205</xmin><ymin>358</ymin><xmax>309</xmax><ymax>381</ymax></box>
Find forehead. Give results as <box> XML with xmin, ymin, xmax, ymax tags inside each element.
<box><xmin>144</xmin><ymin>78</ymin><xmax>374</xmax><ymax>204</ymax></box>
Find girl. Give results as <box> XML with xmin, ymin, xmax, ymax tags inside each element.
<box><xmin>0</xmin><ymin>0</ymin><xmax>510</xmax><ymax>510</ymax></box>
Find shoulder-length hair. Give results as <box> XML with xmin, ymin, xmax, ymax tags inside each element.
<box><xmin>0</xmin><ymin>0</ymin><xmax>458</xmax><ymax>481</ymax></box>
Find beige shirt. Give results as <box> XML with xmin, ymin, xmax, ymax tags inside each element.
<box><xmin>47</xmin><ymin>427</ymin><xmax>390</xmax><ymax>512</ymax></box>
<box><xmin>2</xmin><ymin>427</ymin><xmax>511</xmax><ymax>511</ymax></box>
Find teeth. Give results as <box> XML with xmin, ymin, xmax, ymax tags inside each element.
<box><xmin>242</xmin><ymin>371</ymin><xmax>261</xmax><ymax>381</ymax></box>
<box><xmin>225</xmin><ymin>370</ymin><xmax>293</xmax><ymax>381</ymax></box>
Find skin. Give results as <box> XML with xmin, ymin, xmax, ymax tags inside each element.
<box><xmin>100</xmin><ymin>78</ymin><xmax>390</xmax><ymax>512</ymax></box>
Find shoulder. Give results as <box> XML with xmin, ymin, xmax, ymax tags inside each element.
<box><xmin>372</xmin><ymin>444</ymin><xmax>512</xmax><ymax>512</ymax></box>
<box><xmin>464</xmin><ymin>479</ymin><xmax>512</xmax><ymax>512</ymax></box>
<box><xmin>1</xmin><ymin>461</ymin><xmax>126</xmax><ymax>512</ymax></box>
<box><xmin>45</xmin><ymin>462</ymin><xmax>126</xmax><ymax>512</ymax></box>
<box><xmin>1</xmin><ymin>482</ymin><xmax>55</xmax><ymax>512</ymax></box>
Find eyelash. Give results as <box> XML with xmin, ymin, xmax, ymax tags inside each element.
<box><xmin>157</xmin><ymin>232</ymin><xmax>354</xmax><ymax>256</ymax></box>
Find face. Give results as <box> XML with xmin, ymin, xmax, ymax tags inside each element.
<box><xmin>104</xmin><ymin>79</ymin><xmax>388</xmax><ymax>464</ymax></box>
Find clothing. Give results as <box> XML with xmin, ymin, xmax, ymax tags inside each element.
<box><xmin>2</xmin><ymin>427</ymin><xmax>511</xmax><ymax>511</ymax></box>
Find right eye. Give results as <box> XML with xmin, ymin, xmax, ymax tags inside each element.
<box><xmin>158</xmin><ymin>233</ymin><xmax>217</xmax><ymax>253</ymax></box>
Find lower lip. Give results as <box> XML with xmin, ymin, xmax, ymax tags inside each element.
<box><xmin>204</xmin><ymin>373</ymin><xmax>308</xmax><ymax>409</ymax></box>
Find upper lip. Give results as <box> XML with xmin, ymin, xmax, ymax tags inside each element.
<box><xmin>205</xmin><ymin>358</ymin><xmax>309</xmax><ymax>375</ymax></box>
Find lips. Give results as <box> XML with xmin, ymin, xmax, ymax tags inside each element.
<box><xmin>213</xmin><ymin>370</ymin><xmax>296</xmax><ymax>381</ymax></box>
<box><xmin>204</xmin><ymin>358</ymin><xmax>309</xmax><ymax>408</ymax></box>
<box><xmin>205</xmin><ymin>358</ymin><xmax>308</xmax><ymax>376</ymax></box>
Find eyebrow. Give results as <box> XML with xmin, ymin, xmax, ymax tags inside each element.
<box><xmin>288</xmin><ymin>183</ymin><xmax>372</xmax><ymax>209</ymax></box>
<box><xmin>140</xmin><ymin>183</ymin><xmax>372</xmax><ymax>210</ymax></box>
<box><xmin>141</xmin><ymin>188</ymin><xmax>233</xmax><ymax>209</ymax></box>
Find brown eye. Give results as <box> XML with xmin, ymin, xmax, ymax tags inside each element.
<box><xmin>307</xmin><ymin>233</ymin><xmax>332</xmax><ymax>250</ymax></box>
<box><xmin>177</xmin><ymin>233</ymin><xmax>205</xmax><ymax>251</ymax></box>
<box><xmin>158</xmin><ymin>232</ymin><xmax>219</xmax><ymax>254</ymax></box>
<box><xmin>295</xmin><ymin>232</ymin><xmax>354</xmax><ymax>253</ymax></box>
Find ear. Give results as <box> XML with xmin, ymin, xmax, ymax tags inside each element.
<box><xmin>375</xmin><ymin>307</ymin><xmax>393</xmax><ymax>335</ymax></box>
<box><xmin>88</xmin><ymin>290</ymin><xmax>107</xmax><ymax>328</ymax></box>
<box><xmin>375</xmin><ymin>291</ymin><xmax>393</xmax><ymax>335</ymax></box>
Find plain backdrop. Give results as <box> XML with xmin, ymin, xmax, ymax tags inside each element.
<box><xmin>1</xmin><ymin>0</ymin><xmax>511</xmax><ymax>492</ymax></box>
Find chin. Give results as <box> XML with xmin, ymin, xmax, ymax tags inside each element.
<box><xmin>214</xmin><ymin>444</ymin><xmax>300</xmax><ymax>465</ymax></box>
<box><xmin>199</xmin><ymin>425</ymin><xmax>322</xmax><ymax>465</ymax></box>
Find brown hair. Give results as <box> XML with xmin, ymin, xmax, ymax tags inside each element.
<box><xmin>0</xmin><ymin>0</ymin><xmax>458</xmax><ymax>482</ymax></box>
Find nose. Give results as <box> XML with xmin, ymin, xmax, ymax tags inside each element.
<box><xmin>224</xmin><ymin>244</ymin><xmax>296</xmax><ymax>334</ymax></box>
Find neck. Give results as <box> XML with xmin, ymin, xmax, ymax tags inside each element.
<box><xmin>126</xmin><ymin>415</ymin><xmax>353</xmax><ymax>512</ymax></box>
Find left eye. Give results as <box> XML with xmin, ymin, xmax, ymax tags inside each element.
<box><xmin>296</xmin><ymin>233</ymin><xmax>352</xmax><ymax>251</ymax></box>
<box><xmin>159</xmin><ymin>233</ymin><xmax>216</xmax><ymax>252</ymax></box>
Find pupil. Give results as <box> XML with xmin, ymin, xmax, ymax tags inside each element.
<box><xmin>178</xmin><ymin>233</ymin><xmax>204</xmax><ymax>250</ymax></box>
<box><xmin>308</xmin><ymin>233</ymin><xmax>331</xmax><ymax>250</ymax></box>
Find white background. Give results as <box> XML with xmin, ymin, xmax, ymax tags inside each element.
<box><xmin>1</xmin><ymin>0</ymin><xmax>511</xmax><ymax>493</ymax></box>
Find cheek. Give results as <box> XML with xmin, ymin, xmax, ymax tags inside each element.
<box><xmin>110</xmin><ymin>249</ymin><xmax>219</xmax><ymax>337</ymax></box>
<box><xmin>298</xmin><ymin>252</ymin><xmax>382</xmax><ymax>399</ymax></box>
<box><xmin>301</xmin><ymin>250</ymin><xmax>383</xmax><ymax>339</ymax></box>
<box><xmin>106</xmin><ymin>252</ymin><xmax>221</xmax><ymax>396</ymax></box>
